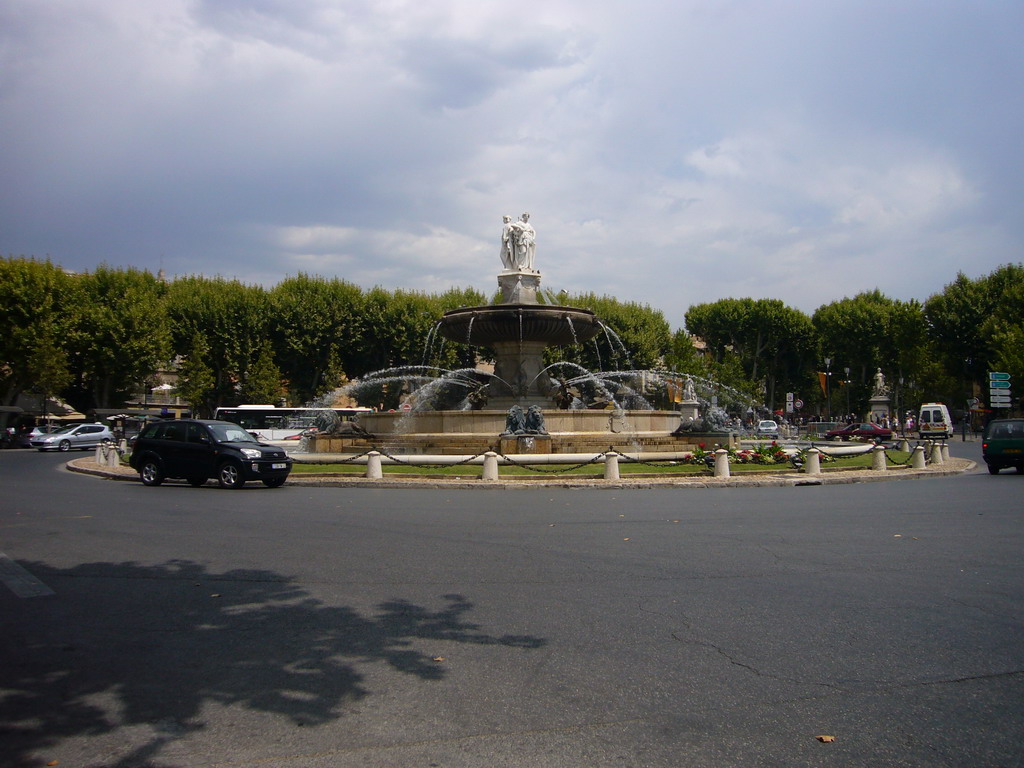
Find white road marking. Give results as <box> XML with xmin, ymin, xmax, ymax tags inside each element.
<box><xmin>0</xmin><ymin>553</ymin><xmax>55</xmax><ymax>598</ymax></box>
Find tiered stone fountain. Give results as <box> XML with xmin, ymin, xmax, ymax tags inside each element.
<box><xmin>310</xmin><ymin>213</ymin><xmax>732</xmax><ymax>455</ymax></box>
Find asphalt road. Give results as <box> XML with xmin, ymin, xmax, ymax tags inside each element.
<box><xmin>2</xmin><ymin>440</ymin><xmax>1022</xmax><ymax>767</ymax></box>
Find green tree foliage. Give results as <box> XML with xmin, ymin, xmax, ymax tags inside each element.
<box><xmin>26</xmin><ymin>334</ymin><xmax>72</xmax><ymax>407</ymax></box>
<box><xmin>664</xmin><ymin>329</ymin><xmax>706</xmax><ymax>376</ymax></box>
<box><xmin>549</xmin><ymin>293</ymin><xmax>672</xmax><ymax>372</ymax></box>
<box><xmin>175</xmin><ymin>334</ymin><xmax>216</xmax><ymax>417</ymax></box>
<box><xmin>813</xmin><ymin>290</ymin><xmax>936</xmax><ymax>411</ymax></box>
<box><xmin>268</xmin><ymin>274</ymin><xmax>365</xmax><ymax>405</ymax></box>
<box><xmin>0</xmin><ymin>258</ymin><xmax>76</xmax><ymax>419</ymax></box>
<box><xmin>239</xmin><ymin>340</ymin><xmax>284</xmax><ymax>405</ymax></box>
<box><xmin>685</xmin><ymin>298</ymin><xmax>815</xmax><ymax>410</ymax></box>
<box><xmin>165</xmin><ymin>276</ymin><xmax>271</xmax><ymax>411</ymax></box>
<box><xmin>926</xmin><ymin>264</ymin><xmax>1024</xmax><ymax>407</ymax></box>
<box><xmin>64</xmin><ymin>266</ymin><xmax>171</xmax><ymax>410</ymax></box>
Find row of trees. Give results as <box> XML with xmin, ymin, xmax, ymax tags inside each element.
<box><xmin>681</xmin><ymin>264</ymin><xmax>1024</xmax><ymax>419</ymax></box>
<box><xmin>2</xmin><ymin>256</ymin><xmax>1021</xmax><ymax>420</ymax></box>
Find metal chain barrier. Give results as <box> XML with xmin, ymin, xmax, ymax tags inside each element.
<box><xmin>373</xmin><ymin>446</ymin><xmax>490</xmax><ymax>468</ymax></box>
<box><xmin>606</xmin><ymin>448</ymin><xmax>714</xmax><ymax>473</ymax></box>
<box><xmin>497</xmin><ymin>450</ymin><xmax>606</xmax><ymax>473</ymax></box>
<box><xmin>882</xmin><ymin>444</ymin><xmax>917</xmax><ymax>466</ymax></box>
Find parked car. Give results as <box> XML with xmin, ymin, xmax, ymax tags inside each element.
<box><xmin>755</xmin><ymin>420</ymin><xmax>780</xmax><ymax>439</ymax></box>
<box><xmin>982</xmin><ymin>418</ymin><xmax>1024</xmax><ymax>475</ymax></box>
<box><xmin>13</xmin><ymin>424</ymin><xmax>60</xmax><ymax>448</ymax></box>
<box><xmin>32</xmin><ymin>423</ymin><xmax>113</xmax><ymax>451</ymax></box>
<box><xmin>824</xmin><ymin>423</ymin><xmax>893</xmax><ymax>441</ymax></box>
<box><xmin>129</xmin><ymin>419</ymin><xmax>292</xmax><ymax>489</ymax></box>
<box><xmin>918</xmin><ymin>403</ymin><xmax>953</xmax><ymax>440</ymax></box>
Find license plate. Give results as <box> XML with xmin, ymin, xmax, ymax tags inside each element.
<box><xmin>271</xmin><ymin>463</ymin><xmax>287</xmax><ymax>469</ymax></box>
<box><xmin>1004</xmin><ymin>448</ymin><xmax>1021</xmax><ymax>454</ymax></box>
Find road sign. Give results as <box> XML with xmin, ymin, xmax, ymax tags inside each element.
<box><xmin>990</xmin><ymin>372</ymin><xmax>1011</xmax><ymax>381</ymax></box>
<box><xmin>794</xmin><ymin>399</ymin><xmax>804</xmax><ymax>409</ymax></box>
<box><xmin>990</xmin><ymin>380</ymin><xmax>1011</xmax><ymax>389</ymax></box>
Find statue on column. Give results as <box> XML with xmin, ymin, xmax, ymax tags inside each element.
<box><xmin>871</xmin><ymin>368</ymin><xmax>888</xmax><ymax>397</ymax></box>
<box><xmin>499</xmin><ymin>212</ymin><xmax>537</xmax><ymax>271</ymax></box>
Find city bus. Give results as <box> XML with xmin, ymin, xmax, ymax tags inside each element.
<box><xmin>213</xmin><ymin>405</ymin><xmax>372</xmax><ymax>440</ymax></box>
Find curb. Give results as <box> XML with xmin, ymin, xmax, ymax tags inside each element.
<box><xmin>67</xmin><ymin>457</ymin><xmax>975</xmax><ymax>489</ymax></box>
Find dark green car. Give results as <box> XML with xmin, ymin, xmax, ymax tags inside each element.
<box><xmin>982</xmin><ymin>418</ymin><xmax>1024</xmax><ymax>475</ymax></box>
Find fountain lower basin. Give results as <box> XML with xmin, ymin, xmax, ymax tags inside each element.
<box><xmin>309</xmin><ymin>408</ymin><xmax>731</xmax><ymax>456</ymax></box>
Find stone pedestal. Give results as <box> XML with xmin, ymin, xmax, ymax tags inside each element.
<box><xmin>499</xmin><ymin>434</ymin><xmax>552</xmax><ymax>455</ymax></box>
<box><xmin>868</xmin><ymin>395</ymin><xmax>891</xmax><ymax>424</ymax></box>
<box><xmin>497</xmin><ymin>270</ymin><xmax>541</xmax><ymax>304</ymax></box>
<box><xmin>678</xmin><ymin>400</ymin><xmax>700</xmax><ymax>422</ymax></box>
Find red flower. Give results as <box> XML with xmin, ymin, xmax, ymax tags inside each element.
<box><xmin>698</xmin><ymin>442</ymin><xmax>706</xmax><ymax>449</ymax></box>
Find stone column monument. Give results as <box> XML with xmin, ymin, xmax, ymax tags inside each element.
<box><xmin>868</xmin><ymin>368</ymin><xmax>891</xmax><ymax>423</ymax></box>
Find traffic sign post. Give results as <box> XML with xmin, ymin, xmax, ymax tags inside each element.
<box><xmin>989</xmin><ymin>372</ymin><xmax>1013</xmax><ymax>409</ymax></box>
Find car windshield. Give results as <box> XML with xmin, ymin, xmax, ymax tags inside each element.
<box><xmin>208</xmin><ymin>424</ymin><xmax>259</xmax><ymax>444</ymax></box>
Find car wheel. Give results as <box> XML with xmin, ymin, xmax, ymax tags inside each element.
<box><xmin>58</xmin><ymin>439</ymin><xmax>71</xmax><ymax>452</ymax></box>
<box><xmin>140</xmin><ymin>460</ymin><xmax>164</xmax><ymax>486</ymax></box>
<box><xmin>218</xmin><ymin>461</ymin><xmax>245</xmax><ymax>489</ymax></box>
<box><xmin>987</xmin><ymin>464</ymin><xmax>1000</xmax><ymax>475</ymax></box>
<box><xmin>262</xmin><ymin>476</ymin><xmax>287</xmax><ymax>488</ymax></box>
<box><xmin>187</xmin><ymin>476</ymin><xmax>208</xmax><ymax>487</ymax></box>
<box><xmin>1016</xmin><ymin>466</ymin><xmax>1024</xmax><ymax>474</ymax></box>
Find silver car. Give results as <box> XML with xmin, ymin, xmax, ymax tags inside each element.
<box><xmin>32</xmin><ymin>423</ymin><xmax>113</xmax><ymax>451</ymax></box>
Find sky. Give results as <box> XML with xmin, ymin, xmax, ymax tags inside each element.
<box><xmin>2</xmin><ymin>0</ymin><xmax>1022</xmax><ymax>329</ymax></box>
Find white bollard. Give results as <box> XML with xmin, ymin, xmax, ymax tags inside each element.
<box><xmin>714</xmin><ymin>448</ymin><xmax>730</xmax><ymax>478</ymax></box>
<box><xmin>94</xmin><ymin>445</ymin><xmax>105</xmax><ymax>463</ymax></box>
<box><xmin>106</xmin><ymin>444</ymin><xmax>120</xmax><ymax>468</ymax></box>
<box><xmin>899</xmin><ymin>438</ymin><xmax>910</xmax><ymax>452</ymax></box>
<box><xmin>805</xmin><ymin>447</ymin><xmax>821</xmax><ymax>475</ymax></box>
<box><xmin>482</xmin><ymin>451</ymin><xmax>499</xmax><ymax>481</ymax></box>
<box><xmin>911</xmin><ymin>444</ymin><xmax>927</xmax><ymax>469</ymax></box>
<box><xmin>929</xmin><ymin>442</ymin><xmax>944</xmax><ymax>466</ymax></box>
<box><xmin>366</xmin><ymin>451</ymin><xmax>383</xmax><ymax>480</ymax></box>
<box><xmin>871</xmin><ymin>444</ymin><xmax>887</xmax><ymax>471</ymax></box>
<box><xmin>604</xmin><ymin>453</ymin><xmax>620</xmax><ymax>480</ymax></box>
<box><xmin>941</xmin><ymin>442</ymin><xmax>950</xmax><ymax>461</ymax></box>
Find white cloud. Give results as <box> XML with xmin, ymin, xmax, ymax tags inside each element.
<box><xmin>1</xmin><ymin>0</ymin><xmax>1021</xmax><ymax>331</ymax></box>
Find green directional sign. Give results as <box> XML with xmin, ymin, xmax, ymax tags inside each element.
<box><xmin>991</xmin><ymin>381</ymin><xmax>1011</xmax><ymax>389</ymax></box>
<box><xmin>990</xmin><ymin>372</ymin><xmax>1011</xmax><ymax>381</ymax></box>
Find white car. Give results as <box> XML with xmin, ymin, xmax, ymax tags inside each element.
<box><xmin>32</xmin><ymin>423</ymin><xmax>113</xmax><ymax>451</ymax></box>
<box><xmin>755</xmin><ymin>420</ymin><xmax>780</xmax><ymax>439</ymax></box>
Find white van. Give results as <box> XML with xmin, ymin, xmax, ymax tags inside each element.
<box><xmin>918</xmin><ymin>403</ymin><xmax>953</xmax><ymax>439</ymax></box>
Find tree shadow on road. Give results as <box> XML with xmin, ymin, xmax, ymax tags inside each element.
<box><xmin>0</xmin><ymin>559</ymin><xmax>546</xmax><ymax>767</ymax></box>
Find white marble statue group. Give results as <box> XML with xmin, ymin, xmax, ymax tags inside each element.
<box><xmin>500</xmin><ymin>212</ymin><xmax>536</xmax><ymax>272</ymax></box>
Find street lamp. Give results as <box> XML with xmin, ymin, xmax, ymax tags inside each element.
<box><xmin>844</xmin><ymin>367</ymin><xmax>851</xmax><ymax>420</ymax></box>
<box><xmin>825</xmin><ymin>357</ymin><xmax>832</xmax><ymax>422</ymax></box>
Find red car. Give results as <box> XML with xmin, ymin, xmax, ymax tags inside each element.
<box><xmin>824</xmin><ymin>423</ymin><xmax>893</xmax><ymax>441</ymax></box>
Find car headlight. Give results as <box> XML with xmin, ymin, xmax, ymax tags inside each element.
<box><xmin>240</xmin><ymin>448</ymin><xmax>262</xmax><ymax>459</ymax></box>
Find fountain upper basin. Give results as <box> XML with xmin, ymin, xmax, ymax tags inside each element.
<box><xmin>439</xmin><ymin>304</ymin><xmax>602</xmax><ymax>347</ymax></box>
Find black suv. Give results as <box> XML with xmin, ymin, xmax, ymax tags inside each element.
<box><xmin>129</xmin><ymin>419</ymin><xmax>292</xmax><ymax>488</ymax></box>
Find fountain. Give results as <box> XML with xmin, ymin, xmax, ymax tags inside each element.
<box><xmin>308</xmin><ymin>212</ymin><xmax>738</xmax><ymax>455</ymax></box>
